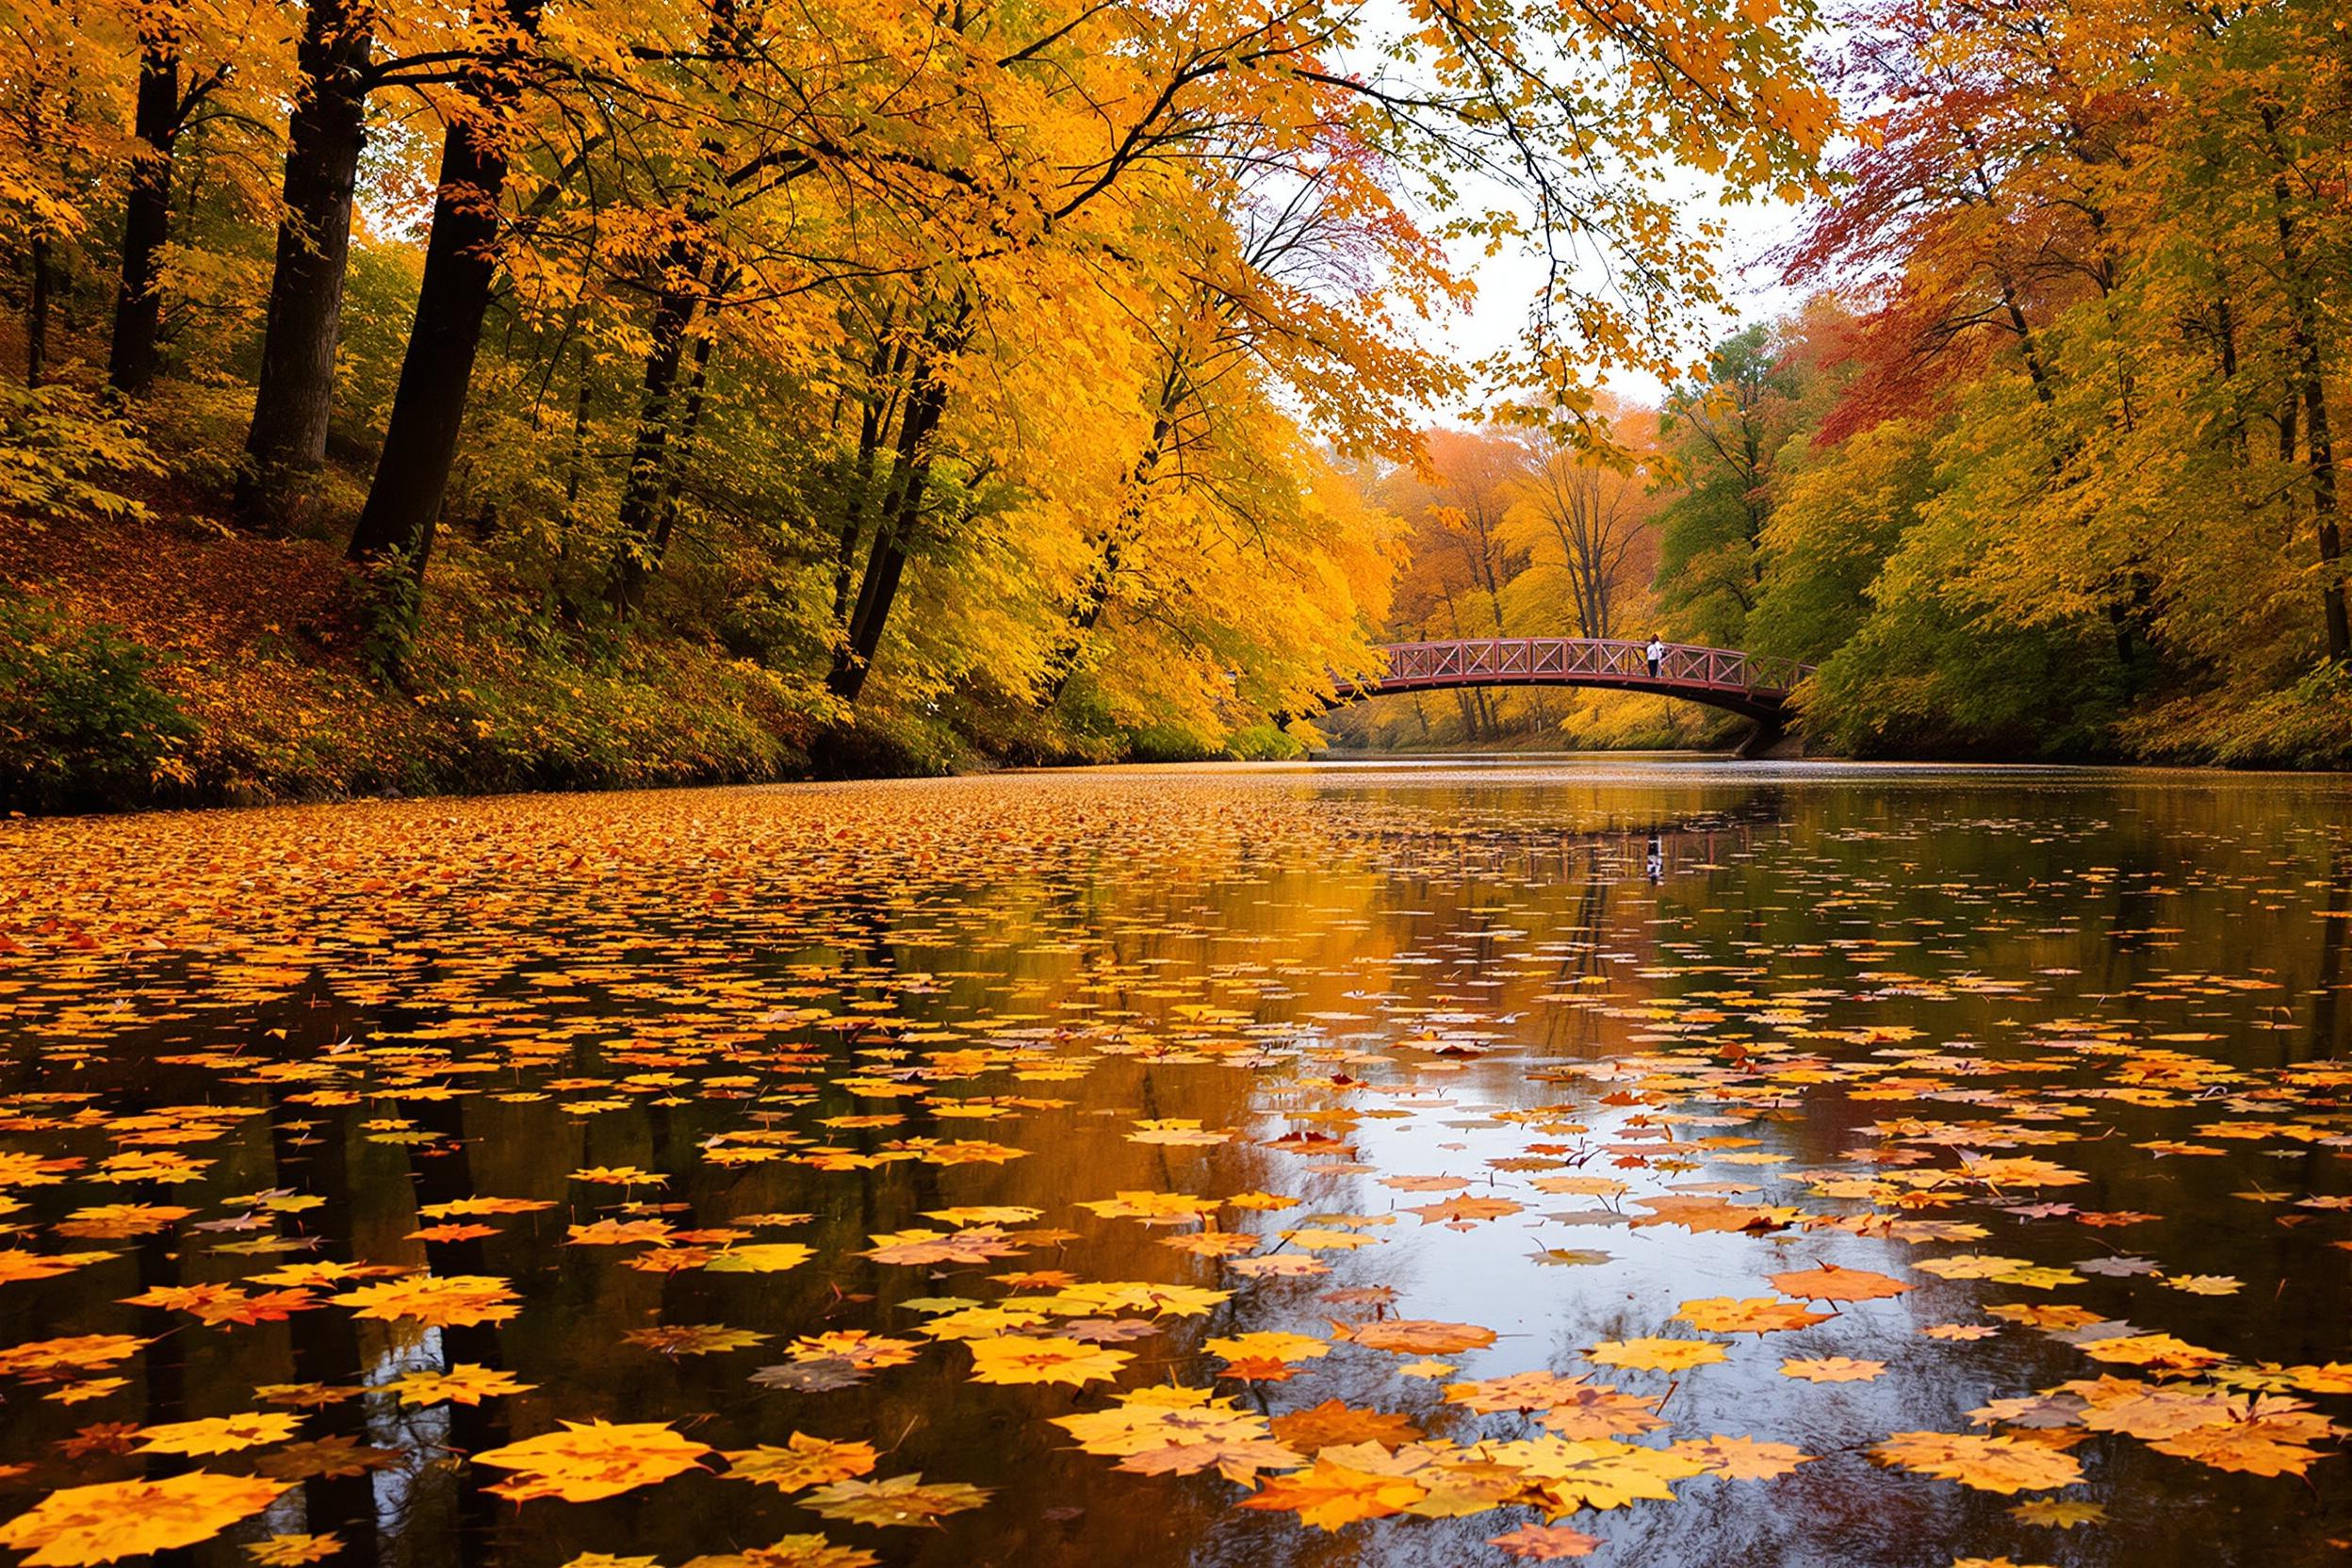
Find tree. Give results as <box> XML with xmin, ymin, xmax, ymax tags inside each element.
<box><xmin>106</xmin><ymin>2</ymin><xmax>232</xmax><ymax>394</ymax></box>
<box><xmin>236</xmin><ymin>0</ymin><xmax>372</xmax><ymax>520</ymax></box>
<box><xmin>1652</xmin><ymin>325</ymin><xmax>1802</xmax><ymax>642</ymax></box>
<box><xmin>345</xmin><ymin>0</ymin><xmax>549</xmax><ymax>575</ymax></box>
<box><xmin>1508</xmin><ymin>406</ymin><xmax>1664</xmax><ymax>641</ymax></box>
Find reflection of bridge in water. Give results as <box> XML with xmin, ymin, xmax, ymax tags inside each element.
<box><xmin>1332</xmin><ymin>636</ymin><xmax>1813</xmax><ymax>757</ymax></box>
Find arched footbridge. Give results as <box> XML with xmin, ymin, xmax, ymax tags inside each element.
<box><xmin>1330</xmin><ymin>637</ymin><xmax>1814</xmax><ymax>758</ymax></box>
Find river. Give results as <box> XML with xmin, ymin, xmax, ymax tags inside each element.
<box><xmin>1</xmin><ymin>759</ymin><xmax>2348</xmax><ymax>1566</ymax></box>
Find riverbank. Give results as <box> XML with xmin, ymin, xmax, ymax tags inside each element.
<box><xmin>3</xmin><ymin>506</ymin><xmax>1326</xmax><ymax>814</ymax></box>
<box><xmin>9</xmin><ymin>499</ymin><xmax>2349</xmax><ymax>817</ymax></box>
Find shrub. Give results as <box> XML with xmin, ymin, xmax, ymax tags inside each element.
<box><xmin>0</xmin><ymin>383</ymin><xmax>159</xmax><ymax>530</ymax></box>
<box><xmin>0</xmin><ymin>596</ymin><xmax>197</xmax><ymax>811</ymax></box>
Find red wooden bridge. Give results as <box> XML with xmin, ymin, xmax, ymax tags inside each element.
<box><xmin>1331</xmin><ymin>637</ymin><xmax>1814</xmax><ymax>756</ymax></box>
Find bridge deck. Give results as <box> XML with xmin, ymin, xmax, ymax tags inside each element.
<box><xmin>1349</xmin><ymin>637</ymin><xmax>1809</xmax><ymax>707</ymax></box>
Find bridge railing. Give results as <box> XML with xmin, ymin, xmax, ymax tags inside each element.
<box><xmin>1364</xmin><ymin>638</ymin><xmax>1811</xmax><ymax>697</ymax></box>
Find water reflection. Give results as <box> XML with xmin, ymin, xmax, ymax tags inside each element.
<box><xmin>0</xmin><ymin>760</ymin><xmax>2348</xmax><ymax>1567</ymax></box>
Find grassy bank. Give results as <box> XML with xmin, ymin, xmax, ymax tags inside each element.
<box><xmin>0</xmin><ymin>498</ymin><xmax>1300</xmax><ymax>816</ymax></box>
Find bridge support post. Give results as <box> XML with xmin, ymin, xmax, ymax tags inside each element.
<box><xmin>1735</xmin><ymin>717</ymin><xmax>1798</xmax><ymax>760</ymax></box>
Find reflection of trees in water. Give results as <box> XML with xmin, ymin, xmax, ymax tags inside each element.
<box><xmin>2311</xmin><ymin>837</ymin><xmax>2351</xmax><ymax>1062</ymax></box>
<box><xmin>19</xmin><ymin>776</ymin><xmax>2352</xmax><ymax>1568</ymax></box>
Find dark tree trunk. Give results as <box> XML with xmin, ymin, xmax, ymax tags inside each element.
<box><xmin>648</xmin><ymin>331</ymin><xmax>716</xmax><ymax>567</ymax></box>
<box><xmin>604</xmin><ymin>250</ymin><xmax>701</xmax><ymax>616</ymax></box>
<box><xmin>1039</xmin><ymin>412</ymin><xmax>1170</xmax><ymax>705</ymax></box>
<box><xmin>107</xmin><ymin>43</ymin><xmax>180</xmax><ymax>395</ymax></box>
<box><xmin>2269</xmin><ymin>143</ymin><xmax>2348</xmax><ymax>662</ymax></box>
<box><xmin>828</xmin><ymin>377</ymin><xmax>945</xmax><ymax>702</ymax></box>
<box><xmin>347</xmin><ymin>0</ymin><xmax>544</xmax><ymax>576</ymax></box>
<box><xmin>830</xmin><ymin>329</ymin><xmax>906</xmax><ymax>628</ymax></box>
<box><xmin>2305</xmin><ymin>371</ymin><xmax>2346</xmax><ymax>663</ymax></box>
<box><xmin>24</xmin><ymin>235</ymin><xmax>49</xmax><ymax>385</ymax></box>
<box><xmin>827</xmin><ymin>306</ymin><xmax>967</xmax><ymax>702</ymax></box>
<box><xmin>238</xmin><ymin>0</ymin><xmax>370</xmax><ymax>524</ymax></box>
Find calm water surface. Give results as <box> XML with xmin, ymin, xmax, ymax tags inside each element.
<box><xmin>4</xmin><ymin>759</ymin><xmax>2351</xmax><ymax>1567</ymax></box>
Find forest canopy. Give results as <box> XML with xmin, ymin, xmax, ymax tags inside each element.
<box><xmin>0</xmin><ymin>0</ymin><xmax>2348</xmax><ymax>807</ymax></box>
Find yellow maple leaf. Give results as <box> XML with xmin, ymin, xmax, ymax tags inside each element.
<box><xmin>721</xmin><ymin>1434</ymin><xmax>879</xmax><ymax>1493</ymax></box>
<box><xmin>1871</xmin><ymin>1431</ymin><xmax>2083</xmax><ymax>1494</ymax></box>
<box><xmin>701</xmin><ymin>1244</ymin><xmax>814</xmax><ymax>1273</ymax></box>
<box><xmin>136</xmin><ymin>1412</ymin><xmax>302</xmax><ymax>1456</ymax></box>
<box><xmin>1585</xmin><ymin>1338</ymin><xmax>1729</xmax><ymax>1372</ymax></box>
<box><xmin>384</xmin><ymin>1364</ymin><xmax>534</xmax><ymax>1407</ymax></box>
<box><xmin>0</xmin><ymin>1472</ymin><xmax>286</xmax><ymax>1564</ymax></box>
<box><xmin>470</xmin><ymin>1420</ymin><xmax>713</xmax><ymax>1503</ymax></box>
<box><xmin>1239</xmin><ymin>1457</ymin><xmax>1429</xmax><ymax>1530</ymax></box>
<box><xmin>332</xmin><ymin>1275</ymin><xmax>520</xmax><ymax>1329</ymax></box>
<box><xmin>965</xmin><ymin>1334</ymin><xmax>1132</xmax><ymax>1387</ymax></box>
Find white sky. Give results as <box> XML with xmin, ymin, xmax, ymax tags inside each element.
<box><xmin>1430</xmin><ymin>182</ymin><xmax>1812</xmax><ymax>421</ymax></box>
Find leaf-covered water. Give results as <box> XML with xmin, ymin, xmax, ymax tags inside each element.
<box><xmin>3</xmin><ymin>760</ymin><xmax>2350</xmax><ymax>1568</ymax></box>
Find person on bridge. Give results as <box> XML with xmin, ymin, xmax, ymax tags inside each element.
<box><xmin>1646</xmin><ymin>634</ymin><xmax>1664</xmax><ymax>678</ymax></box>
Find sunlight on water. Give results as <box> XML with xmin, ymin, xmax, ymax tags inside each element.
<box><xmin>2</xmin><ymin>760</ymin><xmax>2349</xmax><ymax>1567</ymax></box>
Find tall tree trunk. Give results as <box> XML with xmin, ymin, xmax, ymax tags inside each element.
<box><xmin>649</xmin><ymin>333</ymin><xmax>715</xmax><ymax>562</ymax></box>
<box><xmin>238</xmin><ymin>0</ymin><xmax>370</xmax><ymax>525</ymax></box>
<box><xmin>828</xmin><ymin>372</ymin><xmax>946</xmax><ymax>702</ymax></box>
<box><xmin>604</xmin><ymin>296</ymin><xmax>692</xmax><ymax>611</ymax></box>
<box><xmin>2302</xmin><ymin>373</ymin><xmax>2345</xmax><ymax>664</ymax></box>
<box><xmin>604</xmin><ymin>249</ymin><xmax>711</xmax><ymax>617</ymax></box>
<box><xmin>830</xmin><ymin>328</ymin><xmax>906</xmax><ymax>628</ymax></box>
<box><xmin>601</xmin><ymin>0</ymin><xmax>746</xmax><ymax>616</ymax></box>
<box><xmin>1038</xmin><ymin>395</ymin><xmax>1177</xmax><ymax>705</ymax></box>
<box><xmin>347</xmin><ymin>0</ymin><xmax>545</xmax><ymax>577</ymax></box>
<box><xmin>2264</xmin><ymin>114</ymin><xmax>2348</xmax><ymax>662</ymax></box>
<box><xmin>24</xmin><ymin>234</ymin><xmax>49</xmax><ymax>385</ymax></box>
<box><xmin>107</xmin><ymin>41</ymin><xmax>180</xmax><ymax>395</ymax></box>
<box><xmin>827</xmin><ymin>304</ymin><xmax>968</xmax><ymax>702</ymax></box>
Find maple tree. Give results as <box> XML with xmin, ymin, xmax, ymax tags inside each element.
<box><xmin>0</xmin><ymin>0</ymin><xmax>1853</xmax><ymax>790</ymax></box>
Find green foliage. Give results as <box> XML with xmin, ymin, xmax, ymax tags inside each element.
<box><xmin>0</xmin><ymin>595</ymin><xmax>196</xmax><ymax>810</ymax></box>
<box><xmin>356</xmin><ymin>548</ymin><xmax>425</xmax><ymax>685</ymax></box>
<box><xmin>397</xmin><ymin>644</ymin><xmax>814</xmax><ymax>793</ymax></box>
<box><xmin>1748</xmin><ymin>419</ymin><xmax>1935</xmax><ymax>663</ymax></box>
<box><xmin>0</xmin><ymin>383</ymin><xmax>159</xmax><ymax>529</ymax></box>
<box><xmin>2126</xmin><ymin>666</ymin><xmax>2352</xmax><ymax>771</ymax></box>
<box><xmin>1124</xmin><ymin>721</ymin><xmax>1228</xmax><ymax>763</ymax></box>
<box><xmin>1803</xmin><ymin>592</ymin><xmax>2126</xmax><ymax>760</ymax></box>
<box><xmin>1222</xmin><ymin>723</ymin><xmax>1305</xmax><ymax>761</ymax></box>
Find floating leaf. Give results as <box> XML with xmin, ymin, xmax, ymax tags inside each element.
<box><xmin>0</xmin><ymin>1473</ymin><xmax>286</xmax><ymax>1565</ymax></box>
<box><xmin>470</xmin><ymin>1420</ymin><xmax>713</xmax><ymax>1503</ymax></box>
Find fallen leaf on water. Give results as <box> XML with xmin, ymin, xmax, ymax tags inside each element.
<box><xmin>1871</xmin><ymin>1431</ymin><xmax>2084</xmax><ymax>1494</ymax></box>
<box><xmin>1586</xmin><ymin>1338</ymin><xmax>1729</xmax><ymax>1373</ymax></box>
<box><xmin>1327</xmin><ymin>1319</ymin><xmax>1496</xmax><ymax>1355</ymax></box>
<box><xmin>1488</xmin><ymin>1522</ymin><xmax>1602</xmax><ymax>1559</ymax></box>
<box><xmin>331</xmin><ymin>1275</ymin><xmax>520</xmax><ymax>1329</ymax></box>
<box><xmin>1767</xmin><ymin>1265</ymin><xmax>1913</xmax><ymax>1303</ymax></box>
<box><xmin>1674</xmin><ymin>1297</ymin><xmax>1834</xmax><ymax>1334</ymax></box>
<box><xmin>798</xmin><ymin>1474</ymin><xmax>990</xmax><ymax>1527</ymax></box>
<box><xmin>383</xmin><ymin>1364</ymin><xmax>532</xmax><ymax>1407</ymax></box>
<box><xmin>470</xmin><ymin>1419</ymin><xmax>714</xmax><ymax>1503</ymax></box>
<box><xmin>135</xmin><ymin>1413</ymin><xmax>302</xmax><ymax>1455</ymax></box>
<box><xmin>0</xmin><ymin>1472</ymin><xmax>286</xmax><ymax>1565</ymax></box>
<box><xmin>1268</xmin><ymin>1399</ymin><xmax>1425</xmax><ymax>1452</ymax></box>
<box><xmin>965</xmin><ymin>1335</ymin><xmax>1132</xmax><ymax>1387</ymax></box>
<box><xmin>1239</xmin><ymin>1456</ymin><xmax>1429</xmax><ymax>1530</ymax></box>
<box><xmin>1779</xmin><ymin>1357</ymin><xmax>1886</xmax><ymax>1383</ymax></box>
<box><xmin>722</xmin><ymin>1434</ymin><xmax>879</xmax><ymax>1493</ymax></box>
<box><xmin>1674</xmin><ymin>1434</ymin><xmax>1815</xmax><ymax>1480</ymax></box>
